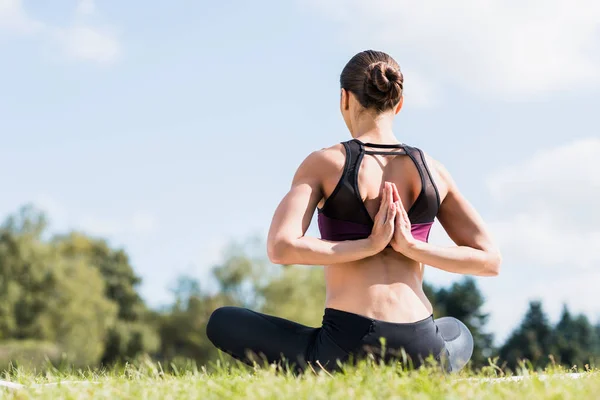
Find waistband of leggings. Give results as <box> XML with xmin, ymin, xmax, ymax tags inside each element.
<box><xmin>324</xmin><ymin>307</ymin><xmax>434</xmax><ymax>327</ymax></box>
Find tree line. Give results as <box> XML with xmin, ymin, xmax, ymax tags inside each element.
<box><xmin>0</xmin><ymin>206</ymin><xmax>598</xmax><ymax>372</ymax></box>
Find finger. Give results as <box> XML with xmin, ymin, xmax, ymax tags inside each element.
<box><xmin>374</xmin><ymin>183</ymin><xmax>388</xmax><ymax>224</ymax></box>
<box><xmin>380</xmin><ymin>183</ymin><xmax>389</xmax><ymax>219</ymax></box>
<box><xmin>391</xmin><ymin>183</ymin><xmax>400</xmax><ymax>203</ymax></box>
<box><xmin>398</xmin><ymin>202</ymin><xmax>410</xmax><ymax>225</ymax></box>
<box><xmin>395</xmin><ymin>203</ymin><xmax>402</xmax><ymax>226</ymax></box>
<box><xmin>396</xmin><ymin>194</ymin><xmax>407</xmax><ymax>213</ymax></box>
<box><xmin>394</xmin><ymin>203</ymin><xmax>404</xmax><ymax>222</ymax></box>
<box><xmin>384</xmin><ymin>182</ymin><xmax>390</xmax><ymax>204</ymax></box>
<box><xmin>387</xmin><ymin>199</ymin><xmax>396</xmax><ymax>223</ymax></box>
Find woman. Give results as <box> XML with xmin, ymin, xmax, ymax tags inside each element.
<box><xmin>206</xmin><ymin>50</ymin><xmax>501</xmax><ymax>373</ymax></box>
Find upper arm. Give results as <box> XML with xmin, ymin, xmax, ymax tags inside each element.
<box><xmin>267</xmin><ymin>151</ymin><xmax>327</xmax><ymax>246</ymax></box>
<box><xmin>433</xmin><ymin>159</ymin><xmax>499</xmax><ymax>254</ymax></box>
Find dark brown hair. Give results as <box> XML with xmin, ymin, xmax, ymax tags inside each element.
<box><xmin>340</xmin><ymin>50</ymin><xmax>404</xmax><ymax>112</ymax></box>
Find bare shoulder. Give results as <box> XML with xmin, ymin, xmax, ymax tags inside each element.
<box><xmin>423</xmin><ymin>151</ymin><xmax>498</xmax><ymax>257</ymax></box>
<box><xmin>422</xmin><ymin>152</ymin><xmax>454</xmax><ymax>200</ymax></box>
<box><xmin>311</xmin><ymin>143</ymin><xmax>346</xmax><ymax>166</ymax></box>
<box><xmin>294</xmin><ymin>143</ymin><xmax>346</xmax><ymax>181</ymax></box>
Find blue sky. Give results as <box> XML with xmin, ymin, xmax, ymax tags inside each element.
<box><xmin>1</xmin><ymin>0</ymin><xmax>599</xmax><ymax>344</ymax></box>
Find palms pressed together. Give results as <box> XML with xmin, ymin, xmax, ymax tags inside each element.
<box><xmin>369</xmin><ymin>181</ymin><xmax>416</xmax><ymax>254</ymax></box>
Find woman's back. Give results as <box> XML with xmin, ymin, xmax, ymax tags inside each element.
<box><xmin>313</xmin><ymin>138</ymin><xmax>449</xmax><ymax>322</ymax></box>
<box><xmin>207</xmin><ymin>49</ymin><xmax>499</xmax><ymax>374</ymax></box>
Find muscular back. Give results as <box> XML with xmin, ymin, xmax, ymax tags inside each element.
<box><xmin>267</xmin><ymin>137</ymin><xmax>498</xmax><ymax>323</ymax></box>
<box><xmin>314</xmin><ymin>142</ymin><xmax>450</xmax><ymax>322</ymax></box>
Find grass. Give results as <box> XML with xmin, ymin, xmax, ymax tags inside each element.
<box><xmin>1</xmin><ymin>357</ymin><xmax>599</xmax><ymax>399</ymax></box>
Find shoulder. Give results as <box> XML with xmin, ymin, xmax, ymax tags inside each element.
<box><xmin>291</xmin><ymin>142</ymin><xmax>346</xmax><ymax>185</ymax></box>
<box><xmin>295</xmin><ymin>143</ymin><xmax>346</xmax><ymax>176</ymax></box>
<box><xmin>416</xmin><ymin>149</ymin><xmax>456</xmax><ymax>198</ymax></box>
<box><xmin>424</xmin><ymin>154</ymin><xmax>453</xmax><ymax>183</ymax></box>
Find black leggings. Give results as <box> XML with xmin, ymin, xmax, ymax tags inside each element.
<box><xmin>206</xmin><ymin>307</ymin><xmax>473</xmax><ymax>373</ymax></box>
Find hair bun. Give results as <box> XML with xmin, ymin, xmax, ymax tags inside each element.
<box><xmin>364</xmin><ymin>62</ymin><xmax>403</xmax><ymax>111</ymax></box>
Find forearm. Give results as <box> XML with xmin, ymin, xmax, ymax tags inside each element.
<box><xmin>267</xmin><ymin>236</ymin><xmax>379</xmax><ymax>266</ymax></box>
<box><xmin>401</xmin><ymin>240</ymin><xmax>501</xmax><ymax>276</ymax></box>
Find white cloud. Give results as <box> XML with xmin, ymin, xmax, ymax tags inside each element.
<box><xmin>75</xmin><ymin>0</ymin><xmax>96</xmax><ymax>17</ymax></box>
<box><xmin>0</xmin><ymin>0</ymin><xmax>120</xmax><ymax>65</ymax></box>
<box><xmin>57</xmin><ymin>0</ymin><xmax>121</xmax><ymax>65</ymax></box>
<box><xmin>0</xmin><ymin>0</ymin><xmax>43</xmax><ymax>34</ymax></box>
<box><xmin>487</xmin><ymin>138</ymin><xmax>600</xmax><ymax>270</ymax></box>
<box><xmin>56</xmin><ymin>25</ymin><xmax>120</xmax><ymax>64</ymax></box>
<box><xmin>302</xmin><ymin>0</ymin><xmax>600</xmax><ymax>101</ymax></box>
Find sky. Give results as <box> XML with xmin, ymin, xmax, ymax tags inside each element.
<box><xmin>1</xmin><ymin>0</ymin><xmax>599</xmax><ymax>345</ymax></box>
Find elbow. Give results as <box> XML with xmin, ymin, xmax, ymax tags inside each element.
<box><xmin>267</xmin><ymin>237</ymin><xmax>294</xmax><ymax>265</ymax></box>
<box><xmin>484</xmin><ymin>250</ymin><xmax>502</xmax><ymax>276</ymax></box>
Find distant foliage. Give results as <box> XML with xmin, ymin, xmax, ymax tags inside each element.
<box><xmin>499</xmin><ymin>301</ymin><xmax>554</xmax><ymax>369</ymax></box>
<box><xmin>52</xmin><ymin>232</ymin><xmax>159</xmax><ymax>364</ymax></box>
<box><xmin>0</xmin><ymin>205</ymin><xmax>597</xmax><ymax>372</ymax></box>
<box><xmin>500</xmin><ymin>302</ymin><xmax>600</xmax><ymax>371</ymax></box>
<box><xmin>0</xmin><ymin>206</ymin><xmax>118</xmax><ymax>367</ymax></box>
<box><xmin>0</xmin><ymin>340</ymin><xmax>62</xmax><ymax>372</ymax></box>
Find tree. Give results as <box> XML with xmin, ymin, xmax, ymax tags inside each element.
<box><xmin>0</xmin><ymin>206</ymin><xmax>119</xmax><ymax>367</ymax></box>
<box><xmin>157</xmin><ymin>275</ymin><xmax>233</xmax><ymax>367</ymax></box>
<box><xmin>36</xmin><ymin>257</ymin><xmax>118</xmax><ymax>366</ymax></box>
<box><xmin>499</xmin><ymin>300</ymin><xmax>553</xmax><ymax>370</ymax></box>
<box><xmin>210</xmin><ymin>236</ymin><xmax>277</xmax><ymax>309</ymax></box>
<box><xmin>260</xmin><ymin>266</ymin><xmax>326</xmax><ymax>327</ymax></box>
<box><xmin>157</xmin><ymin>238</ymin><xmax>324</xmax><ymax>367</ymax></box>
<box><xmin>0</xmin><ymin>205</ymin><xmax>50</xmax><ymax>339</ymax></box>
<box><xmin>156</xmin><ymin>235</ymin><xmax>276</xmax><ymax>368</ymax></box>
<box><xmin>551</xmin><ymin>304</ymin><xmax>599</xmax><ymax>369</ymax></box>
<box><xmin>53</xmin><ymin>233</ymin><xmax>147</xmax><ymax>321</ymax></box>
<box><xmin>52</xmin><ymin>232</ymin><xmax>159</xmax><ymax>364</ymax></box>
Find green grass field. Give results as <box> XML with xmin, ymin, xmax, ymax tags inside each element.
<box><xmin>1</xmin><ymin>359</ymin><xmax>599</xmax><ymax>399</ymax></box>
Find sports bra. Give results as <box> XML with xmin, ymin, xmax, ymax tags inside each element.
<box><xmin>317</xmin><ymin>138</ymin><xmax>441</xmax><ymax>243</ymax></box>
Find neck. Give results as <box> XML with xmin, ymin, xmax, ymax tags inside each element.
<box><xmin>350</xmin><ymin>111</ymin><xmax>399</xmax><ymax>144</ymax></box>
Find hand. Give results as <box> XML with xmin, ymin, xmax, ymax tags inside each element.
<box><xmin>368</xmin><ymin>182</ymin><xmax>397</xmax><ymax>252</ymax></box>
<box><xmin>390</xmin><ymin>183</ymin><xmax>417</xmax><ymax>253</ymax></box>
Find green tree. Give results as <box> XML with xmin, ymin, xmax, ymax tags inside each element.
<box><xmin>260</xmin><ymin>266</ymin><xmax>326</xmax><ymax>327</ymax></box>
<box><xmin>210</xmin><ymin>236</ymin><xmax>277</xmax><ymax>309</ymax></box>
<box><xmin>499</xmin><ymin>300</ymin><xmax>553</xmax><ymax>370</ymax></box>
<box><xmin>0</xmin><ymin>205</ymin><xmax>50</xmax><ymax>339</ymax></box>
<box><xmin>158</xmin><ymin>276</ymin><xmax>226</xmax><ymax>365</ymax></box>
<box><xmin>36</xmin><ymin>257</ymin><xmax>118</xmax><ymax>365</ymax></box>
<box><xmin>0</xmin><ymin>206</ymin><xmax>119</xmax><ymax>367</ymax></box>
<box><xmin>157</xmin><ymin>237</ymin><xmax>314</xmax><ymax>367</ymax></box>
<box><xmin>551</xmin><ymin>304</ymin><xmax>598</xmax><ymax>369</ymax></box>
<box><xmin>156</xmin><ymin>235</ymin><xmax>274</xmax><ymax>368</ymax></box>
<box><xmin>53</xmin><ymin>232</ymin><xmax>159</xmax><ymax>364</ymax></box>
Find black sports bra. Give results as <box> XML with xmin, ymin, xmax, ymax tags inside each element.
<box><xmin>317</xmin><ymin>139</ymin><xmax>441</xmax><ymax>243</ymax></box>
